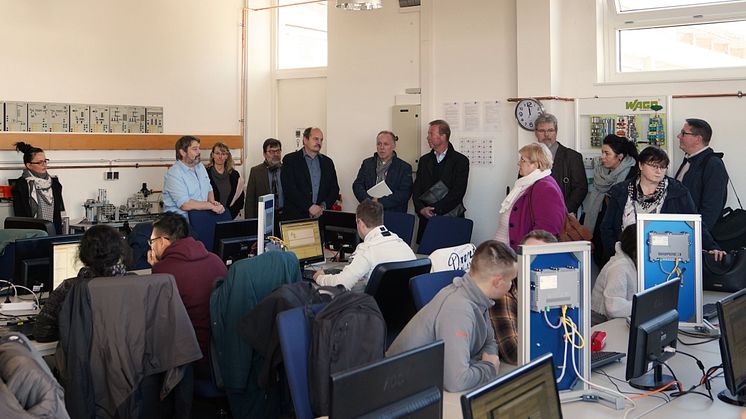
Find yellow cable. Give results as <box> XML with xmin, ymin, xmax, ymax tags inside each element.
<box><xmin>560</xmin><ymin>305</ymin><xmax>585</xmax><ymax>349</ymax></box>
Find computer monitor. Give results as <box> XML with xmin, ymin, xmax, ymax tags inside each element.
<box><xmin>257</xmin><ymin>194</ymin><xmax>275</xmax><ymax>255</ymax></box>
<box><xmin>213</xmin><ymin>218</ymin><xmax>258</xmax><ymax>252</ymax></box>
<box><xmin>320</xmin><ymin>210</ymin><xmax>359</xmax><ymax>260</ymax></box>
<box><xmin>716</xmin><ymin>288</ymin><xmax>746</xmax><ymax>406</ymax></box>
<box><xmin>461</xmin><ymin>352</ymin><xmax>561</xmax><ymax>419</ymax></box>
<box><xmin>216</xmin><ymin>236</ymin><xmax>258</xmax><ymax>266</ymax></box>
<box><xmin>13</xmin><ymin>234</ymin><xmax>83</xmax><ymax>294</ymax></box>
<box><xmin>50</xmin><ymin>241</ymin><xmax>84</xmax><ymax>290</ymax></box>
<box><xmin>330</xmin><ymin>340</ymin><xmax>444</xmax><ymax>419</ymax></box>
<box><xmin>625</xmin><ymin>278</ymin><xmax>681</xmax><ymax>391</ymax></box>
<box><xmin>279</xmin><ymin>218</ymin><xmax>325</xmax><ymax>266</ymax></box>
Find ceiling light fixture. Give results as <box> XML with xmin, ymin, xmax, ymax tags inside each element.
<box><xmin>336</xmin><ymin>0</ymin><xmax>382</xmax><ymax>10</ymax></box>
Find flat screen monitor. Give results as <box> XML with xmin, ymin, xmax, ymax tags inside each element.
<box><xmin>213</xmin><ymin>218</ymin><xmax>258</xmax><ymax>253</ymax></box>
<box><xmin>461</xmin><ymin>352</ymin><xmax>561</xmax><ymax>419</ymax></box>
<box><xmin>716</xmin><ymin>288</ymin><xmax>746</xmax><ymax>406</ymax></box>
<box><xmin>625</xmin><ymin>278</ymin><xmax>681</xmax><ymax>391</ymax></box>
<box><xmin>217</xmin><ymin>236</ymin><xmax>258</xmax><ymax>266</ymax></box>
<box><xmin>50</xmin><ymin>241</ymin><xmax>84</xmax><ymax>291</ymax></box>
<box><xmin>330</xmin><ymin>340</ymin><xmax>444</xmax><ymax>419</ymax></box>
<box><xmin>13</xmin><ymin>234</ymin><xmax>83</xmax><ymax>294</ymax></box>
<box><xmin>279</xmin><ymin>218</ymin><xmax>325</xmax><ymax>266</ymax></box>
<box><xmin>320</xmin><ymin>210</ymin><xmax>359</xmax><ymax>257</ymax></box>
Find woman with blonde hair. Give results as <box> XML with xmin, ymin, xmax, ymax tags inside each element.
<box><xmin>495</xmin><ymin>143</ymin><xmax>566</xmax><ymax>250</ymax></box>
<box><xmin>207</xmin><ymin>142</ymin><xmax>245</xmax><ymax>218</ymax></box>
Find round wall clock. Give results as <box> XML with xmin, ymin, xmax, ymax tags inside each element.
<box><xmin>514</xmin><ymin>98</ymin><xmax>545</xmax><ymax>131</ymax></box>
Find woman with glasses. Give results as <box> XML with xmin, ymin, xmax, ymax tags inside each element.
<box><xmin>600</xmin><ymin>146</ymin><xmax>719</xmax><ymax>261</ymax></box>
<box><xmin>11</xmin><ymin>142</ymin><xmax>65</xmax><ymax>234</ymax></box>
<box><xmin>495</xmin><ymin>143</ymin><xmax>566</xmax><ymax>251</ymax></box>
<box><xmin>206</xmin><ymin>142</ymin><xmax>245</xmax><ymax>218</ymax></box>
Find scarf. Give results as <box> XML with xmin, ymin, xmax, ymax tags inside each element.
<box><xmin>375</xmin><ymin>154</ymin><xmax>391</xmax><ymax>183</ymax></box>
<box><xmin>76</xmin><ymin>262</ymin><xmax>129</xmax><ymax>279</ymax></box>
<box><xmin>582</xmin><ymin>156</ymin><xmax>636</xmax><ymax>229</ymax></box>
<box><xmin>499</xmin><ymin>169</ymin><xmax>552</xmax><ymax>214</ymax></box>
<box><xmin>22</xmin><ymin>168</ymin><xmax>54</xmax><ymax>222</ymax></box>
<box><xmin>628</xmin><ymin>176</ymin><xmax>667</xmax><ymax>212</ymax></box>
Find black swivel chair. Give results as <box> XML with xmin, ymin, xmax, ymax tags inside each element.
<box><xmin>364</xmin><ymin>258</ymin><xmax>432</xmax><ymax>345</ymax></box>
<box><xmin>4</xmin><ymin>216</ymin><xmax>56</xmax><ymax>236</ymax></box>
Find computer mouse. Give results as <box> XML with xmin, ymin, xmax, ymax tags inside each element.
<box><xmin>591</xmin><ymin>330</ymin><xmax>607</xmax><ymax>352</ymax></box>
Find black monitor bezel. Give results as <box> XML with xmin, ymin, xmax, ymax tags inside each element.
<box><xmin>212</xmin><ymin>218</ymin><xmax>258</xmax><ymax>253</ymax></box>
<box><xmin>48</xmin><ymin>238</ymin><xmax>84</xmax><ymax>290</ymax></box>
<box><xmin>717</xmin><ymin>288</ymin><xmax>746</xmax><ymax>400</ymax></box>
<box><xmin>320</xmin><ymin>210</ymin><xmax>359</xmax><ymax>251</ymax></box>
<box><xmin>216</xmin><ymin>235</ymin><xmax>258</xmax><ymax>265</ymax></box>
<box><xmin>279</xmin><ymin>218</ymin><xmax>325</xmax><ymax>266</ymax></box>
<box><xmin>13</xmin><ymin>234</ymin><xmax>83</xmax><ymax>293</ymax></box>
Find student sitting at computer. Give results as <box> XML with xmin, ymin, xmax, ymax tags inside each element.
<box><xmin>147</xmin><ymin>212</ymin><xmax>227</xmax><ymax>379</ymax></box>
<box><xmin>590</xmin><ymin>223</ymin><xmax>637</xmax><ymax>325</ymax></box>
<box><xmin>33</xmin><ymin>225</ymin><xmax>130</xmax><ymax>342</ymax></box>
<box><xmin>314</xmin><ymin>199</ymin><xmax>416</xmax><ymax>291</ymax></box>
<box><xmin>386</xmin><ymin>240</ymin><xmax>517</xmax><ymax>392</ymax></box>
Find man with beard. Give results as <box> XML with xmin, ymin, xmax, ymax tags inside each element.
<box><xmin>163</xmin><ymin>135</ymin><xmax>225</xmax><ymax>218</ymax></box>
<box><xmin>245</xmin><ymin>138</ymin><xmax>284</xmax><ymax>219</ymax></box>
<box><xmin>281</xmin><ymin>127</ymin><xmax>340</xmax><ymax>220</ymax></box>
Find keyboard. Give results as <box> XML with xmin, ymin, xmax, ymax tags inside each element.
<box><xmin>703</xmin><ymin>303</ymin><xmax>718</xmax><ymax>321</ymax></box>
<box><xmin>302</xmin><ymin>267</ymin><xmax>343</xmax><ymax>281</ymax></box>
<box><xmin>591</xmin><ymin>351</ymin><xmax>625</xmax><ymax>370</ymax></box>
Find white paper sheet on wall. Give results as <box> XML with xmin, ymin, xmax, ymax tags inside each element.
<box><xmin>483</xmin><ymin>100</ymin><xmax>501</xmax><ymax>131</ymax></box>
<box><xmin>458</xmin><ymin>135</ymin><xmax>494</xmax><ymax>166</ymax></box>
<box><xmin>463</xmin><ymin>101</ymin><xmax>480</xmax><ymax>131</ymax></box>
<box><xmin>443</xmin><ymin>102</ymin><xmax>461</xmax><ymax>130</ymax></box>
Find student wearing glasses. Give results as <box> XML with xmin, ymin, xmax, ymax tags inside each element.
<box><xmin>11</xmin><ymin>142</ymin><xmax>65</xmax><ymax>234</ymax></box>
<box><xmin>599</xmin><ymin>146</ymin><xmax>721</xmax><ymax>262</ymax></box>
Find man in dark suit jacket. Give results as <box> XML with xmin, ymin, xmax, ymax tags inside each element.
<box><xmin>244</xmin><ymin>138</ymin><xmax>284</xmax><ymax>219</ymax></box>
<box><xmin>534</xmin><ymin>113</ymin><xmax>587</xmax><ymax>215</ymax></box>
<box><xmin>352</xmin><ymin>130</ymin><xmax>413</xmax><ymax>213</ymax></box>
<box><xmin>674</xmin><ymin>118</ymin><xmax>728</xmax><ymax>234</ymax></box>
<box><xmin>412</xmin><ymin>119</ymin><xmax>470</xmax><ymax>242</ymax></box>
<box><xmin>281</xmin><ymin>127</ymin><xmax>340</xmax><ymax>221</ymax></box>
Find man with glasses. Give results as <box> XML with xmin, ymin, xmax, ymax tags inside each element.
<box><xmin>674</xmin><ymin>118</ymin><xmax>729</xmax><ymax>234</ymax></box>
<box><xmin>162</xmin><ymin>135</ymin><xmax>225</xmax><ymax>218</ymax></box>
<box><xmin>244</xmin><ymin>138</ymin><xmax>284</xmax><ymax>220</ymax></box>
<box><xmin>147</xmin><ymin>211</ymin><xmax>227</xmax><ymax>380</ymax></box>
<box><xmin>534</xmin><ymin>113</ymin><xmax>587</xmax><ymax>215</ymax></box>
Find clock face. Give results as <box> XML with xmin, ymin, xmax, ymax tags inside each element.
<box><xmin>515</xmin><ymin>99</ymin><xmax>544</xmax><ymax>131</ymax></box>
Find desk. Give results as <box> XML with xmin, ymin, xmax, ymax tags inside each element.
<box><xmin>443</xmin><ymin>291</ymin><xmax>742</xmax><ymax>419</ymax></box>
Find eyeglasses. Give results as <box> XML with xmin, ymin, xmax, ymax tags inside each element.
<box><xmin>29</xmin><ymin>159</ymin><xmax>50</xmax><ymax>165</ymax></box>
<box><xmin>679</xmin><ymin>131</ymin><xmax>697</xmax><ymax>137</ymax></box>
<box><xmin>645</xmin><ymin>162</ymin><xmax>668</xmax><ymax>171</ymax></box>
<box><xmin>148</xmin><ymin>236</ymin><xmax>168</xmax><ymax>245</ymax></box>
<box><xmin>536</xmin><ymin>129</ymin><xmax>556</xmax><ymax>134</ymax></box>
<box><xmin>213</xmin><ymin>152</ymin><xmax>229</xmax><ymax>157</ymax></box>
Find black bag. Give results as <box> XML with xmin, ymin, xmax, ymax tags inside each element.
<box><xmin>702</xmin><ymin>249</ymin><xmax>746</xmax><ymax>292</ymax></box>
<box><xmin>307</xmin><ymin>291</ymin><xmax>386</xmax><ymax>416</ymax></box>
<box><xmin>713</xmin><ymin>207</ymin><xmax>746</xmax><ymax>251</ymax></box>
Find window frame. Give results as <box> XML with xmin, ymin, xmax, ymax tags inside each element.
<box><xmin>273</xmin><ymin>0</ymin><xmax>329</xmax><ymax>77</ymax></box>
<box><xmin>599</xmin><ymin>0</ymin><xmax>746</xmax><ymax>84</ymax></box>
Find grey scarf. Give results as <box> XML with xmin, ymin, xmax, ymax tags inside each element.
<box><xmin>582</xmin><ymin>156</ymin><xmax>636</xmax><ymax>230</ymax></box>
<box><xmin>22</xmin><ymin>168</ymin><xmax>55</xmax><ymax>222</ymax></box>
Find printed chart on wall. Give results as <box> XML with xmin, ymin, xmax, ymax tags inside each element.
<box><xmin>443</xmin><ymin>100</ymin><xmax>501</xmax><ymax>166</ymax></box>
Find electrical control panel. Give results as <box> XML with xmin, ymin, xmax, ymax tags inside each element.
<box><xmin>145</xmin><ymin>107</ymin><xmax>163</xmax><ymax>133</ymax></box>
<box><xmin>70</xmin><ymin>104</ymin><xmax>90</xmax><ymax>133</ymax></box>
<box><xmin>110</xmin><ymin>105</ymin><xmax>146</xmax><ymax>133</ymax></box>
<box><xmin>530</xmin><ymin>267</ymin><xmax>580</xmax><ymax>312</ymax></box>
<box><xmin>0</xmin><ymin>102</ymin><xmax>4</xmax><ymax>131</ymax></box>
<box><xmin>4</xmin><ymin>101</ymin><xmax>28</xmax><ymax>131</ymax></box>
<box><xmin>648</xmin><ymin>231</ymin><xmax>690</xmax><ymax>262</ymax></box>
<box><xmin>91</xmin><ymin>105</ymin><xmax>110</xmax><ymax>133</ymax></box>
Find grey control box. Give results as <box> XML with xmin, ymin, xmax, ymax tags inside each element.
<box><xmin>648</xmin><ymin>232</ymin><xmax>690</xmax><ymax>262</ymax></box>
<box><xmin>530</xmin><ymin>267</ymin><xmax>580</xmax><ymax>312</ymax></box>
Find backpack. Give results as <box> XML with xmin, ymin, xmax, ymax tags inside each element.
<box><xmin>307</xmin><ymin>291</ymin><xmax>386</xmax><ymax>416</ymax></box>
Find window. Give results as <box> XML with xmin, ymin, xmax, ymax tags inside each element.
<box><xmin>277</xmin><ymin>0</ymin><xmax>328</xmax><ymax>70</ymax></box>
<box><xmin>600</xmin><ymin>0</ymin><xmax>746</xmax><ymax>82</ymax></box>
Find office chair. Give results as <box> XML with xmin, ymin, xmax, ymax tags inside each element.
<box><xmin>409</xmin><ymin>269</ymin><xmax>466</xmax><ymax>311</ymax></box>
<box><xmin>4</xmin><ymin>217</ymin><xmax>56</xmax><ymax>236</ymax></box>
<box><xmin>277</xmin><ymin>304</ymin><xmax>326</xmax><ymax>419</ymax></box>
<box><xmin>383</xmin><ymin>211</ymin><xmax>416</xmax><ymax>247</ymax></box>
<box><xmin>365</xmin><ymin>258</ymin><xmax>432</xmax><ymax>344</ymax></box>
<box><xmin>417</xmin><ymin>216</ymin><xmax>474</xmax><ymax>255</ymax></box>
<box><xmin>188</xmin><ymin>210</ymin><xmax>232</xmax><ymax>252</ymax></box>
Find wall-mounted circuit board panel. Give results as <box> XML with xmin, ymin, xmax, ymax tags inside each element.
<box><xmin>70</xmin><ymin>104</ymin><xmax>90</xmax><ymax>133</ymax></box>
<box><xmin>110</xmin><ymin>105</ymin><xmax>146</xmax><ymax>133</ymax></box>
<box><xmin>146</xmin><ymin>107</ymin><xmax>163</xmax><ymax>133</ymax></box>
<box><xmin>28</xmin><ymin>102</ymin><xmax>70</xmax><ymax>132</ymax></box>
<box><xmin>4</xmin><ymin>101</ymin><xmax>28</xmax><ymax>131</ymax></box>
<box><xmin>90</xmin><ymin>105</ymin><xmax>110</xmax><ymax>133</ymax></box>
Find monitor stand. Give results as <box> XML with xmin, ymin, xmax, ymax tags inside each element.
<box><xmin>718</xmin><ymin>389</ymin><xmax>746</xmax><ymax>406</ymax></box>
<box><xmin>629</xmin><ymin>364</ymin><xmax>675</xmax><ymax>391</ymax></box>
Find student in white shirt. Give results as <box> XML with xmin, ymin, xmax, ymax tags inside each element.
<box><xmin>591</xmin><ymin>223</ymin><xmax>637</xmax><ymax>324</ymax></box>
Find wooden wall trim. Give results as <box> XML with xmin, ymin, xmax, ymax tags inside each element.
<box><xmin>0</xmin><ymin>133</ymin><xmax>243</xmax><ymax>150</ymax></box>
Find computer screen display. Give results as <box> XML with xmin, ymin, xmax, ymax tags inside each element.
<box><xmin>51</xmin><ymin>241</ymin><xmax>84</xmax><ymax>290</ymax></box>
<box><xmin>320</xmin><ymin>210</ymin><xmax>359</xmax><ymax>253</ymax></box>
<box><xmin>280</xmin><ymin>218</ymin><xmax>325</xmax><ymax>265</ymax></box>
<box><xmin>716</xmin><ymin>288</ymin><xmax>746</xmax><ymax>406</ymax></box>
<box><xmin>461</xmin><ymin>352</ymin><xmax>562</xmax><ymax>419</ymax></box>
<box><xmin>217</xmin><ymin>236</ymin><xmax>258</xmax><ymax>266</ymax></box>
<box><xmin>13</xmin><ymin>234</ymin><xmax>83</xmax><ymax>293</ymax></box>
<box><xmin>330</xmin><ymin>340</ymin><xmax>444</xmax><ymax>419</ymax></box>
<box><xmin>213</xmin><ymin>218</ymin><xmax>258</xmax><ymax>253</ymax></box>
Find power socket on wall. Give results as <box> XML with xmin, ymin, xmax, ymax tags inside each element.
<box><xmin>104</xmin><ymin>171</ymin><xmax>119</xmax><ymax>180</ymax></box>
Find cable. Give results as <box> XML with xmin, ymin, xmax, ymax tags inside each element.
<box><xmin>596</xmin><ymin>369</ymin><xmax>670</xmax><ymax>402</ymax></box>
<box><xmin>544</xmin><ymin>308</ymin><xmax>562</xmax><ymax>329</ymax></box>
<box><xmin>677</xmin><ymin>335</ymin><xmax>719</xmax><ymax>346</ymax></box>
<box><xmin>556</xmin><ymin>333</ymin><xmax>569</xmax><ymax>384</ymax></box>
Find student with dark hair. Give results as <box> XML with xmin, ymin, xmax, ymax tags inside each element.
<box><xmin>11</xmin><ymin>142</ymin><xmax>65</xmax><ymax>234</ymax></box>
<box><xmin>33</xmin><ymin>225</ymin><xmax>130</xmax><ymax>342</ymax></box>
<box><xmin>591</xmin><ymin>223</ymin><xmax>638</xmax><ymax>324</ymax></box>
<box><xmin>148</xmin><ymin>212</ymin><xmax>227</xmax><ymax>378</ymax></box>
<box><xmin>313</xmin><ymin>199</ymin><xmax>415</xmax><ymax>291</ymax></box>
<box><xmin>207</xmin><ymin>142</ymin><xmax>245</xmax><ymax>219</ymax></box>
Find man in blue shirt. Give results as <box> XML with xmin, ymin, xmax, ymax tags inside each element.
<box><xmin>162</xmin><ymin>136</ymin><xmax>225</xmax><ymax>218</ymax></box>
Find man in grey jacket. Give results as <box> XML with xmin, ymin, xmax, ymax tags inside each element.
<box><xmin>386</xmin><ymin>240</ymin><xmax>517</xmax><ymax>392</ymax></box>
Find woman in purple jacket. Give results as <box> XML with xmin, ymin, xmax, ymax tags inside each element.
<box><xmin>495</xmin><ymin>143</ymin><xmax>566</xmax><ymax>251</ymax></box>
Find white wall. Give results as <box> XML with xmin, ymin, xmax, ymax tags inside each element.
<box><xmin>277</xmin><ymin>77</ymin><xmax>327</xmax><ymax>154</ymax></box>
<box><xmin>0</xmin><ymin>0</ymin><xmax>245</xmax><ymax>220</ymax></box>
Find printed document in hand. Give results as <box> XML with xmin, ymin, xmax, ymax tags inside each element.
<box><xmin>367</xmin><ymin>180</ymin><xmax>393</xmax><ymax>198</ymax></box>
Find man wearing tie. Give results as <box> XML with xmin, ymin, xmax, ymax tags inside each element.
<box><xmin>674</xmin><ymin>118</ymin><xmax>729</xmax><ymax>234</ymax></box>
<box><xmin>244</xmin><ymin>138</ymin><xmax>284</xmax><ymax>220</ymax></box>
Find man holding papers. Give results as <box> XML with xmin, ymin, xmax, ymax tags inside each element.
<box><xmin>352</xmin><ymin>130</ymin><xmax>413</xmax><ymax>212</ymax></box>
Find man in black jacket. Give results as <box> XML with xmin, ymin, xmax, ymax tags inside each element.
<box><xmin>281</xmin><ymin>127</ymin><xmax>340</xmax><ymax>221</ymax></box>
<box><xmin>534</xmin><ymin>113</ymin><xmax>587</xmax><ymax>215</ymax></box>
<box><xmin>412</xmin><ymin>119</ymin><xmax>470</xmax><ymax>242</ymax></box>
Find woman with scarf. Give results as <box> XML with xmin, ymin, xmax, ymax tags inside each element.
<box><xmin>582</xmin><ymin>134</ymin><xmax>638</xmax><ymax>266</ymax></box>
<box><xmin>495</xmin><ymin>143</ymin><xmax>566</xmax><ymax>251</ymax></box>
<box><xmin>206</xmin><ymin>142</ymin><xmax>245</xmax><ymax>219</ymax></box>
<box><xmin>33</xmin><ymin>225</ymin><xmax>131</xmax><ymax>342</ymax></box>
<box><xmin>600</xmin><ymin>146</ymin><xmax>720</xmax><ymax>262</ymax></box>
<box><xmin>11</xmin><ymin>142</ymin><xmax>65</xmax><ymax>234</ymax></box>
